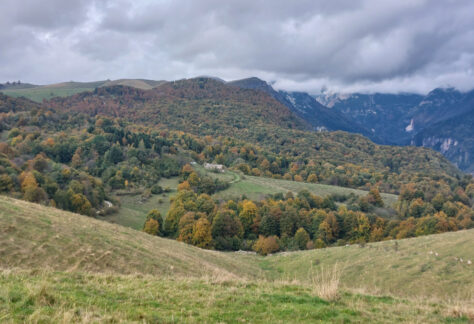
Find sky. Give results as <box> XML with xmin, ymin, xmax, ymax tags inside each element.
<box><xmin>1</xmin><ymin>0</ymin><xmax>474</xmax><ymax>94</ymax></box>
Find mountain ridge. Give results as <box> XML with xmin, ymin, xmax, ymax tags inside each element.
<box><xmin>314</xmin><ymin>88</ymin><xmax>474</xmax><ymax>172</ymax></box>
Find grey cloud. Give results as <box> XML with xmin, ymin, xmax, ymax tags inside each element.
<box><xmin>1</xmin><ymin>0</ymin><xmax>474</xmax><ymax>93</ymax></box>
<box><xmin>1</xmin><ymin>0</ymin><xmax>90</xmax><ymax>29</ymax></box>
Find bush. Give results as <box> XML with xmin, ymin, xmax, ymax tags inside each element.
<box><xmin>151</xmin><ymin>184</ymin><xmax>163</xmax><ymax>194</ymax></box>
<box><xmin>294</xmin><ymin>227</ymin><xmax>310</xmax><ymax>250</ymax></box>
<box><xmin>253</xmin><ymin>235</ymin><xmax>280</xmax><ymax>255</ymax></box>
<box><xmin>143</xmin><ymin>218</ymin><xmax>160</xmax><ymax>236</ymax></box>
<box><xmin>214</xmin><ymin>236</ymin><xmax>241</xmax><ymax>251</ymax></box>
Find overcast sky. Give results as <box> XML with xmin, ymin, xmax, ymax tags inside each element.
<box><xmin>1</xmin><ymin>0</ymin><xmax>474</xmax><ymax>94</ymax></box>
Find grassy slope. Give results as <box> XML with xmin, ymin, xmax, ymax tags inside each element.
<box><xmin>1</xmin><ymin>271</ymin><xmax>465</xmax><ymax>324</ymax></box>
<box><xmin>0</xmin><ymin>79</ymin><xmax>165</xmax><ymax>102</ymax></box>
<box><xmin>0</xmin><ymin>196</ymin><xmax>259</xmax><ymax>279</ymax></box>
<box><xmin>194</xmin><ymin>165</ymin><xmax>398</xmax><ymax>206</ymax></box>
<box><xmin>0</xmin><ymin>81</ymin><xmax>105</xmax><ymax>102</ymax></box>
<box><xmin>0</xmin><ymin>196</ymin><xmax>472</xmax><ymax>322</ymax></box>
<box><xmin>217</xmin><ymin>174</ymin><xmax>398</xmax><ymax>206</ymax></box>
<box><xmin>263</xmin><ymin>230</ymin><xmax>474</xmax><ymax>300</ymax></box>
<box><xmin>109</xmin><ymin>169</ymin><xmax>397</xmax><ymax>230</ymax></box>
<box><xmin>101</xmin><ymin>79</ymin><xmax>166</xmax><ymax>89</ymax></box>
<box><xmin>104</xmin><ymin>178</ymin><xmax>180</xmax><ymax>230</ymax></box>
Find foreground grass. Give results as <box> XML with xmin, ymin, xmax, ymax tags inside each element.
<box><xmin>264</xmin><ymin>230</ymin><xmax>474</xmax><ymax>301</ymax></box>
<box><xmin>0</xmin><ymin>270</ymin><xmax>470</xmax><ymax>323</ymax></box>
<box><xmin>1</xmin><ymin>195</ymin><xmax>473</xmax><ymax>322</ymax></box>
<box><xmin>1</xmin><ymin>195</ymin><xmax>473</xmax><ymax>301</ymax></box>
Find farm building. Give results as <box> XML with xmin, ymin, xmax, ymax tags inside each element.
<box><xmin>204</xmin><ymin>163</ymin><xmax>225</xmax><ymax>172</ymax></box>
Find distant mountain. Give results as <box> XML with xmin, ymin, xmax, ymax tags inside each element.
<box><xmin>410</xmin><ymin>88</ymin><xmax>474</xmax><ymax>132</ymax></box>
<box><xmin>413</xmin><ymin>104</ymin><xmax>474</xmax><ymax>173</ymax></box>
<box><xmin>315</xmin><ymin>88</ymin><xmax>474</xmax><ymax>173</ymax></box>
<box><xmin>228</xmin><ymin>78</ymin><xmax>373</xmax><ymax>137</ymax></box>
<box><xmin>49</xmin><ymin>78</ymin><xmax>310</xmax><ymax>145</ymax></box>
<box><xmin>315</xmin><ymin>92</ymin><xmax>424</xmax><ymax>144</ymax></box>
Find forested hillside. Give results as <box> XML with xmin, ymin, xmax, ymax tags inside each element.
<box><xmin>48</xmin><ymin>78</ymin><xmax>463</xmax><ymax>187</ymax></box>
<box><xmin>229</xmin><ymin>77</ymin><xmax>374</xmax><ymax>138</ymax></box>
<box><xmin>1</xmin><ymin>82</ymin><xmax>473</xmax><ymax>252</ymax></box>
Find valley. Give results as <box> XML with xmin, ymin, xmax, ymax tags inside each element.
<box><xmin>0</xmin><ymin>77</ymin><xmax>473</xmax><ymax>323</ymax></box>
<box><xmin>3</xmin><ymin>2</ymin><xmax>474</xmax><ymax>322</ymax></box>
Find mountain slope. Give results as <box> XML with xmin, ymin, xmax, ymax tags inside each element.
<box><xmin>413</xmin><ymin>107</ymin><xmax>474</xmax><ymax>173</ymax></box>
<box><xmin>316</xmin><ymin>92</ymin><xmax>424</xmax><ymax>144</ymax></box>
<box><xmin>47</xmin><ymin>78</ymin><xmax>462</xmax><ymax>182</ymax></box>
<box><xmin>1</xmin><ymin>194</ymin><xmax>473</xmax><ymax>300</ymax></box>
<box><xmin>410</xmin><ymin>88</ymin><xmax>471</xmax><ymax>132</ymax></box>
<box><xmin>0</xmin><ymin>79</ymin><xmax>166</xmax><ymax>102</ymax></box>
<box><xmin>229</xmin><ymin>77</ymin><xmax>373</xmax><ymax>137</ymax></box>
<box><xmin>101</xmin><ymin>78</ymin><xmax>166</xmax><ymax>89</ymax></box>
<box><xmin>49</xmin><ymin>78</ymin><xmax>309</xmax><ymax>139</ymax></box>
<box><xmin>315</xmin><ymin>88</ymin><xmax>474</xmax><ymax>172</ymax></box>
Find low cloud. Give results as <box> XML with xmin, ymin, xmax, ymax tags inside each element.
<box><xmin>1</xmin><ymin>0</ymin><xmax>474</xmax><ymax>93</ymax></box>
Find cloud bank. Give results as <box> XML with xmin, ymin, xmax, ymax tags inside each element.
<box><xmin>1</xmin><ymin>0</ymin><xmax>474</xmax><ymax>93</ymax></box>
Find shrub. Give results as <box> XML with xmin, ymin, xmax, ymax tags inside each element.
<box><xmin>192</xmin><ymin>217</ymin><xmax>213</xmax><ymax>249</ymax></box>
<box><xmin>151</xmin><ymin>184</ymin><xmax>163</xmax><ymax>194</ymax></box>
<box><xmin>253</xmin><ymin>235</ymin><xmax>280</xmax><ymax>255</ymax></box>
<box><xmin>143</xmin><ymin>218</ymin><xmax>160</xmax><ymax>236</ymax></box>
<box><xmin>314</xmin><ymin>238</ymin><xmax>326</xmax><ymax>249</ymax></box>
<box><xmin>177</xmin><ymin>181</ymin><xmax>191</xmax><ymax>191</ymax></box>
<box><xmin>294</xmin><ymin>227</ymin><xmax>310</xmax><ymax>250</ymax></box>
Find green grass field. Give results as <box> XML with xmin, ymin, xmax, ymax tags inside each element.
<box><xmin>103</xmin><ymin>177</ymin><xmax>180</xmax><ymax>230</ymax></box>
<box><xmin>193</xmin><ymin>164</ymin><xmax>398</xmax><ymax>207</ymax></box>
<box><xmin>0</xmin><ymin>79</ymin><xmax>166</xmax><ymax>102</ymax></box>
<box><xmin>195</xmin><ymin>166</ymin><xmax>398</xmax><ymax>207</ymax></box>
<box><xmin>0</xmin><ymin>81</ymin><xmax>106</xmax><ymax>102</ymax></box>
<box><xmin>263</xmin><ymin>230</ymin><xmax>474</xmax><ymax>300</ymax></box>
<box><xmin>1</xmin><ymin>270</ymin><xmax>466</xmax><ymax>323</ymax></box>
<box><xmin>0</xmin><ymin>195</ymin><xmax>259</xmax><ymax>278</ymax></box>
<box><xmin>107</xmin><ymin>167</ymin><xmax>397</xmax><ymax>230</ymax></box>
<box><xmin>0</xmin><ymin>195</ymin><xmax>473</xmax><ymax>322</ymax></box>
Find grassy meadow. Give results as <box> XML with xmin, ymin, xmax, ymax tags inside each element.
<box><xmin>0</xmin><ymin>81</ymin><xmax>105</xmax><ymax>102</ymax></box>
<box><xmin>194</xmin><ymin>165</ymin><xmax>398</xmax><ymax>206</ymax></box>
<box><xmin>0</xmin><ymin>79</ymin><xmax>165</xmax><ymax>102</ymax></box>
<box><xmin>0</xmin><ymin>195</ymin><xmax>473</xmax><ymax>322</ymax></box>
<box><xmin>104</xmin><ymin>178</ymin><xmax>180</xmax><ymax>230</ymax></box>
<box><xmin>263</xmin><ymin>230</ymin><xmax>474</xmax><ymax>300</ymax></box>
<box><xmin>107</xmin><ymin>167</ymin><xmax>398</xmax><ymax>231</ymax></box>
<box><xmin>1</xmin><ymin>270</ymin><xmax>468</xmax><ymax>323</ymax></box>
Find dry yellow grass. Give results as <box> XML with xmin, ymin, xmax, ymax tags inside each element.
<box><xmin>311</xmin><ymin>263</ymin><xmax>342</xmax><ymax>301</ymax></box>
